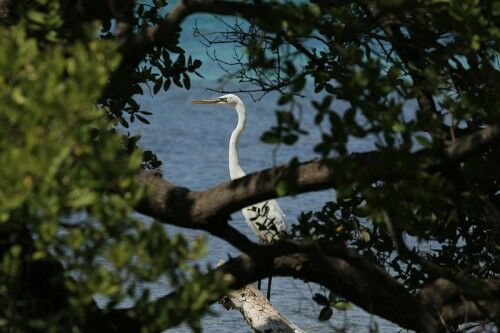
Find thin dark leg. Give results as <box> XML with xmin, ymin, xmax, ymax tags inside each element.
<box><xmin>266</xmin><ymin>275</ymin><xmax>272</xmax><ymax>301</ymax></box>
<box><xmin>257</xmin><ymin>239</ymin><xmax>265</xmax><ymax>292</ymax></box>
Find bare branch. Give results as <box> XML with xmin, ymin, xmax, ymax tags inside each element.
<box><xmin>118</xmin><ymin>0</ymin><xmax>288</xmax><ymax>69</ymax></box>
<box><xmin>365</xmin><ymin>4</ymin><xmax>445</xmax><ymax>139</ymax></box>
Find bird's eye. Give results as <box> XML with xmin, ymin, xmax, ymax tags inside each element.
<box><xmin>221</xmin><ymin>98</ymin><xmax>227</xmax><ymax>103</ymax></box>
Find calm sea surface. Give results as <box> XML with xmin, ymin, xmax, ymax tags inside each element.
<box><xmin>128</xmin><ymin>7</ymin><xmax>408</xmax><ymax>332</ymax></box>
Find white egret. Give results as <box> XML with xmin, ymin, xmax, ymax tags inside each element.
<box><xmin>192</xmin><ymin>94</ymin><xmax>287</xmax><ymax>300</ymax></box>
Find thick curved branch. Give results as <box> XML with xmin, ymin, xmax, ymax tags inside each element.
<box><xmin>445</xmin><ymin>124</ymin><xmax>500</xmax><ymax>159</ymax></box>
<box><xmin>189</xmin><ymin>151</ymin><xmax>394</xmax><ymax>223</ymax></box>
<box><xmin>135</xmin><ymin>124</ymin><xmax>500</xmax><ymax>231</ymax></box>
<box><xmin>130</xmin><ymin>242</ymin><xmax>438</xmax><ymax>332</ymax></box>
<box><xmin>103</xmin><ymin>243</ymin><xmax>499</xmax><ymax>332</ymax></box>
<box><xmin>420</xmin><ymin>278</ymin><xmax>500</xmax><ymax>326</ymax></box>
<box><xmin>134</xmin><ymin>150</ymin><xmax>411</xmax><ymax>249</ymax></box>
<box><xmin>135</xmin><ymin>151</ymin><xmax>408</xmax><ymax>227</ymax></box>
<box><xmin>109</xmin><ymin>240</ymin><xmax>498</xmax><ymax>332</ymax></box>
<box><xmin>438</xmin><ymin>300</ymin><xmax>500</xmax><ymax>326</ymax></box>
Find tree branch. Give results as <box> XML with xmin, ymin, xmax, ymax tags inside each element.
<box><xmin>135</xmin><ymin>124</ymin><xmax>500</xmax><ymax>232</ymax></box>
<box><xmin>103</xmin><ymin>241</ymin><xmax>498</xmax><ymax>332</ymax></box>
<box><xmin>130</xmin><ymin>241</ymin><xmax>438</xmax><ymax>332</ymax></box>
<box><xmin>366</xmin><ymin>4</ymin><xmax>446</xmax><ymax>140</ymax></box>
<box><xmin>118</xmin><ymin>0</ymin><xmax>286</xmax><ymax>69</ymax></box>
<box><xmin>420</xmin><ymin>278</ymin><xmax>500</xmax><ymax>326</ymax></box>
<box><xmin>444</xmin><ymin>124</ymin><xmax>500</xmax><ymax>160</ymax></box>
<box><xmin>383</xmin><ymin>211</ymin><xmax>500</xmax><ymax>303</ymax></box>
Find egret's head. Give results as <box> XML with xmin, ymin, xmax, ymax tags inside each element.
<box><xmin>191</xmin><ymin>94</ymin><xmax>242</xmax><ymax>107</ymax></box>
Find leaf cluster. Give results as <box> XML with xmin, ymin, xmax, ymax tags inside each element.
<box><xmin>0</xmin><ymin>2</ymin><xmax>226</xmax><ymax>331</ymax></box>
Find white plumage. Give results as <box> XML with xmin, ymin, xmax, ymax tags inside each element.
<box><xmin>192</xmin><ymin>94</ymin><xmax>287</xmax><ymax>243</ymax></box>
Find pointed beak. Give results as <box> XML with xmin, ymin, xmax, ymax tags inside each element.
<box><xmin>191</xmin><ymin>99</ymin><xmax>220</xmax><ymax>104</ymax></box>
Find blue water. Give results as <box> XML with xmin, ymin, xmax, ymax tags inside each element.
<box><xmin>129</xmin><ymin>8</ymin><xmax>407</xmax><ymax>333</ymax></box>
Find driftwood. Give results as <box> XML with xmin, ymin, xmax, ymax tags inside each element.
<box><xmin>219</xmin><ymin>283</ymin><xmax>305</xmax><ymax>333</ymax></box>
<box><xmin>217</xmin><ymin>260</ymin><xmax>304</xmax><ymax>333</ymax></box>
<box><xmin>217</xmin><ymin>258</ymin><xmax>304</xmax><ymax>333</ymax></box>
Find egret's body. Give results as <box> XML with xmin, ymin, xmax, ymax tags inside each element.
<box><xmin>226</xmin><ymin>95</ymin><xmax>286</xmax><ymax>242</ymax></box>
<box><xmin>192</xmin><ymin>94</ymin><xmax>287</xmax><ymax>299</ymax></box>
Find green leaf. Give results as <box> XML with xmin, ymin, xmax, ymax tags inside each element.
<box><xmin>136</xmin><ymin>115</ymin><xmax>150</xmax><ymax>124</ymax></box>
<box><xmin>276</xmin><ymin>111</ymin><xmax>295</xmax><ymax>125</ymax></box>
<box><xmin>166</xmin><ymin>45</ymin><xmax>184</xmax><ymax>54</ymax></box>
<box><xmin>313</xmin><ymin>293</ymin><xmax>329</xmax><ymax>306</ymax></box>
<box><xmin>173</xmin><ymin>76</ymin><xmax>182</xmax><ymax>88</ymax></box>
<box><xmin>137</xmin><ymin>4</ymin><xmax>144</xmax><ymax>16</ymax></box>
<box><xmin>318</xmin><ymin>307</ymin><xmax>333</xmax><ymax>321</ymax></box>
<box><xmin>153</xmin><ymin>79</ymin><xmax>163</xmax><ymax>94</ymax></box>
<box><xmin>69</xmin><ymin>190</ymin><xmax>97</xmax><ymax>208</ymax></box>
<box><xmin>261</xmin><ymin>131</ymin><xmax>279</xmax><ymax>144</ymax></box>
<box><xmin>283</xmin><ymin>134</ymin><xmax>298</xmax><ymax>145</ymax></box>
<box><xmin>193</xmin><ymin>59</ymin><xmax>202</xmax><ymax>69</ymax></box>
<box><xmin>183</xmin><ymin>73</ymin><xmax>191</xmax><ymax>90</ymax></box>
<box><xmin>325</xmin><ymin>83</ymin><xmax>335</xmax><ymax>94</ymax></box>
<box><xmin>415</xmin><ymin>135</ymin><xmax>432</xmax><ymax>148</ymax></box>
<box><xmin>391</xmin><ymin>122</ymin><xmax>406</xmax><ymax>133</ymax></box>
<box><xmin>334</xmin><ymin>301</ymin><xmax>352</xmax><ymax>311</ymax></box>
<box><xmin>163</xmin><ymin>78</ymin><xmax>171</xmax><ymax>91</ymax></box>
<box><xmin>278</xmin><ymin>94</ymin><xmax>292</xmax><ymax>105</ymax></box>
<box><xmin>275</xmin><ymin>179</ymin><xmax>288</xmax><ymax>197</ymax></box>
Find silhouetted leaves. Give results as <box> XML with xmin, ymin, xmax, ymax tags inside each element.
<box><xmin>318</xmin><ymin>307</ymin><xmax>333</xmax><ymax>321</ymax></box>
<box><xmin>313</xmin><ymin>293</ymin><xmax>329</xmax><ymax>306</ymax></box>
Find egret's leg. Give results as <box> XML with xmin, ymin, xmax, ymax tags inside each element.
<box><xmin>256</xmin><ymin>239</ymin><xmax>266</xmax><ymax>291</ymax></box>
<box><xmin>266</xmin><ymin>275</ymin><xmax>272</xmax><ymax>301</ymax></box>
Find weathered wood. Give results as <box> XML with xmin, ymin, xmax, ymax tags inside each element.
<box><xmin>216</xmin><ymin>257</ymin><xmax>304</xmax><ymax>333</ymax></box>
<box><xmin>220</xmin><ymin>283</ymin><xmax>305</xmax><ymax>333</ymax></box>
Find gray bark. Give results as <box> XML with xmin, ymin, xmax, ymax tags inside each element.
<box><xmin>217</xmin><ymin>259</ymin><xmax>304</xmax><ymax>332</ymax></box>
<box><xmin>220</xmin><ymin>283</ymin><xmax>305</xmax><ymax>333</ymax></box>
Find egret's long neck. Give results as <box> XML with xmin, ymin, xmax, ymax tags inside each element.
<box><xmin>229</xmin><ymin>102</ymin><xmax>246</xmax><ymax>180</ymax></box>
